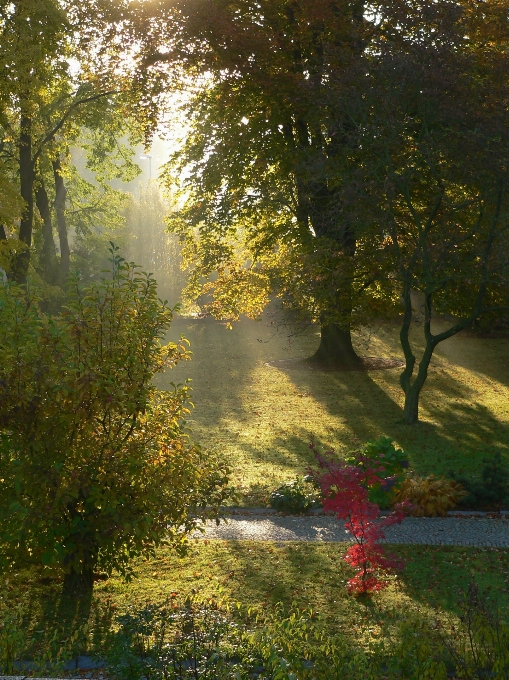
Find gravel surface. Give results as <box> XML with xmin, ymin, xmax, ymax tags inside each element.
<box><xmin>193</xmin><ymin>514</ymin><xmax>509</xmax><ymax>547</ymax></box>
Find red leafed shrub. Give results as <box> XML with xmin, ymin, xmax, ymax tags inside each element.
<box><xmin>311</xmin><ymin>442</ymin><xmax>409</xmax><ymax>595</ymax></box>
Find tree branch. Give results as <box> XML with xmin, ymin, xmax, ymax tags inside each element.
<box><xmin>33</xmin><ymin>90</ymin><xmax>118</xmax><ymax>164</ymax></box>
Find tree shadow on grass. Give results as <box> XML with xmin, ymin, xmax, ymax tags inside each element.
<box><xmin>274</xmin><ymin>361</ymin><xmax>509</xmax><ymax>477</ymax></box>
<box><xmin>435</xmin><ymin>332</ymin><xmax>509</xmax><ymax>387</ymax></box>
<box><xmin>157</xmin><ymin>314</ymin><xmax>508</xmax><ymax>491</ymax></box>
<box><xmin>393</xmin><ymin>544</ymin><xmax>509</xmax><ymax>623</ymax></box>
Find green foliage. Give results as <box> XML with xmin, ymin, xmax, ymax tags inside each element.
<box><xmin>269</xmin><ymin>476</ymin><xmax>322</xmax><ymax>514</ymax></box>
<box><xmin>452</xmin><ymin>453</ymin><xmax>509</xmax><ymax>511</ymax></box>
<box><xmin>103</xmin><ymin>594</ymin><xmax>251</xmax><ymax>680</ymax></box>
<box><xmin>89</xmin><ymin>582</ymin><xmax>509</xmax><ymax>679</ymax></box>
<box><xmin>0</xmin><ymin>247</ymin><xmax>232</xmax><ymax>585</ymax></box>
<box><xmin>0</xmin><ymin>601</ymin><xmax>26</xmax><ymax>675</ymax></box>
<box><xmin>346</xmin><ymin>437</ymin><xmax>409</xmax><ymax>509</ymax></box>
<box><xmin>0</xmin><ymin>597</ymin><xmax>89</xmax><ymax>677</ymax></box>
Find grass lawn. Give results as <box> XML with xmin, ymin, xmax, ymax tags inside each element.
<box><xmin>158</xmin><ymin>312</ymin><xmax>509</xmax><ymax>506</ymax></box>
<box><xmin>4</xmin><ymin>541</ymin><xmax>509</xmax><ymax>651</ymax></box>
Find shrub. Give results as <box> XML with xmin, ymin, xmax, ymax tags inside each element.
<box><xmin>103</xmin><ymin>594</ymin><xmax>251</xmax><ymax>680</ymax></box>
<box><xmin>0</xmin><ymin>248</ymin><xmax>232</xmax><ymax>594</ymax></box>
<box><xmin>269</xmin><ymin>476</ymin><xmax>322</xmax><ymax>513</ymax></box>
<box><xmin>451</xmin><ymin>452</ymin><xmax>509</xmax><ymax>510</ymax></box>
<box><xmin>345</xmin><ymin>437</ymin><xmax>409</xmax><ymax>509</ymax></box>
<box><xmin>394</xmin><ymin>476</ymin><xmax>467</xmax><ymax>516</ymax></box>
<box><xmin>4</xmin><ymin>583</ymin><xmax>509</xmax><ymax>679</ymax></box>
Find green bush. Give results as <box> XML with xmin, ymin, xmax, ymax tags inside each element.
<box><xmin>99</xmin><ymin>581</ymin><xmax>509</xmax><ymax>679</ymax></box>
<box><xmin>269</xmin><ymin>476</ymin><xmax>322</xmax><ymax>513</ymax></box>
<box><xmin>0</xmin><ymin>248</ymin><xmax>232</xmax><ymax>593</ymax></box>
<box><xmin>451</xmin><ymin>452</ymin><xmax>509</xmax><ymax>510</ymax></box>
<box><xmin>346</xmin><ymin>437</ymin><xmax>409</xmax><ymax>509</ymax></box>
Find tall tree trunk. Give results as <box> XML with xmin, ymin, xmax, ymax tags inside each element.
<box><xmin>53</xmin><ymin>157</ymin><xmax>70</xmax><ymax>283</ymax></box>
<box><xmin>35</xmin><ymin>177</ymin><xmax>59</xmax><ymax>285</ymax></box>
<box><xmin>283</xmin><ymin>114</ymin><xmax>362</xmax><ymax>366</ymax></box>
<box><xmin>16</xmin><ymin>114</ymin><xmax>34</xmax><ymax>283</ymax></box>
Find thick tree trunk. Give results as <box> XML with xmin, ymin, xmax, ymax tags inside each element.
<box><xmin>53</xmin><ymin>158</ymin><xmax>70</xmax><ymax>283</ymax></box>
<box><xmin>35</xmin><ymin>178</ymin><xmax>59</xmax><ymax>285</ymax></box>
<box><xmin>312</xmin><ymin>321</ymin><xmax>362</xmax><ymax>366</ymax></box>
<box><xmin>62</xmin><ymin>565</ymin><xmax>95</xmax><ymax>599</ymax></box>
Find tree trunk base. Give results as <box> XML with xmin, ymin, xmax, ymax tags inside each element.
<box><xmin>62</xmin><ymin>567</ymin><xmax>95</xmax><ymax>599</ymax></box>
<box><xmin>403</xmin><ymin>390</ymin><xmax>420</xmax><ymax>425</ymax></box>
<box><xmin>310</xmin><ymin>323</ymin><xmax>362</xmax><ymax>367</ymax></box>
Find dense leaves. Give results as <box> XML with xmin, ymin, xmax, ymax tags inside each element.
<box><xmin>0</xmin><ymin>248</ymin><xmax>231</xmax><ymax>591</ymax></box>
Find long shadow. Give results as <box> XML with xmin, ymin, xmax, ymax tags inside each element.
<box><xmin>277</xmin><ymin>348</ymin><xmax>509</xmax><ymax>477</ymax></box>
<box><xmin>156</xmin><ymin>314</ymin><xmax>342</xmax><ymax>500</ymax></box>
<box><xmin>394</xmin><ymin>544</ymin><xmax>509</xmax><ymax>623</ymax></box>
<box><xmin>434</xmin><ymin>329</ymin><xmax>509</xmax><ymax>386</ymax></box>
<box><xmin>156</xmin><ymin>315</ymin><xmax>270</xmax><ymax>439</ymax></box>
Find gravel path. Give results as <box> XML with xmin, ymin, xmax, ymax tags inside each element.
<box><xmin>194</xmin><ymin>513</ymin><xmax>509</xmax><ymax>548</ymax></box>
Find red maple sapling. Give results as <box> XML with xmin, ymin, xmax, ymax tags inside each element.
<box><xmin>311</xmin><ymin>441</ymin><xmax>409</xmax><ymax>595</ymax></box>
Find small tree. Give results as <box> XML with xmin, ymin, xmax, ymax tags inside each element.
<box><xmin>312</xmin><ymin>441</ymin><xmax>407</xmax><ymax>595</ymax></box>
<box><xmin>0</xmin><ymin>248</ymin><xmax>231</xmax><ymax>595</ymax></box>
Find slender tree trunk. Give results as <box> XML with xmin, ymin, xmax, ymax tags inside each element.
<box><xmin>35</xmin><ymin>177</ymin><xmax>59</xmax><ymax>284</ymax></box>
<box><xmin>401</xmin><ymin>351</ymin><xmax>433</xmax><ymax>424</ymax></box>
<box><xmin>0</xmin><ymin>226</ymin><xmax>7</xmax><ymax>283</ymax></box>
<box><xmin>16</xmin><ymin>114</ymin><xmax>34</xmax><ymax>283</ymax></box>
<box><xmin>399</xmin><ymin>285</ymin><xmax>435</xmax><ymax>424</ymax></box>
<box><xmin>53</xmin><ymin>157</ymin><xmax>70</xmax><ymax>283</ymax></box>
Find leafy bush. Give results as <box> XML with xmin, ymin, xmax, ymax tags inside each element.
<box><xmin>103</xmin><ymin>594</ymin><xmax>251</xmax><ymax>680</ymax></box>
<box><xmin>394</xmin><ymin>476</ymin><xmax>467</xmax><ymax>516</ymax></box>
<box><xmin>269</xmin><ymin>475</ymin><xmax>322</xmax><ymax>513</ymax></box>
<box><xmin>0</xmin><ymin>597</ymin><xmax>90</xmax><ymax>677</ymax></box>
<box><xmin>100</xmin><ymin>582</ymin><xmax>509</xmax><ymax>679</ymax></box>
<box><xmin>345</xmin><ymin>437</ymin><xmax>409</xmax><ymax>509</ymax></box>
<box><xmin>0</xmin><ymin>248</ymin><xmax>232</xmax><ymax>593</ymax></box>
<box><xmin>451</xmin><ymin>453</ymin><xmax>509</xmax><ymax>510</ymax></box>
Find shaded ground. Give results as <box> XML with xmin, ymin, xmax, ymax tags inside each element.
<box><xmin>158</xmin><ymin>312</ymin><xmax>509</xmax><ymax>506</ymax></box>
<box><xmin>5</xmin><ymin>542</ymin><xmax>509</xmax><ymax>650</ymax></box>
<box><xmin>266</xmin><ymin>356</ymin><xmax>405</xmax><ymax>371</ymax></box>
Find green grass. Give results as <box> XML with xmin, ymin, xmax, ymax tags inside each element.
<box><xmin>158</xmin><ymin>313</ymin><xmax>509</xmax><ymax>505</ymax></box>
<box><xmin>4</xmin><ymin>542</ymin><xmax>509</xmax><ymax>651</ymax></box>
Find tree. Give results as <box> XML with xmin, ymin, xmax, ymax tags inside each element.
<box><xmin>0</xmin><ymin>248</ymin><xmax>232</xmax><ymax>595</ymax></box>
<box><xmin>337</xmin><ymin>0</ymin><xmax>509</xmax><ymax>423</ymax></box>
<box><xmin>0</xmin><ymin>0</ymin><xmax>137</xmax><ymax>285</ymax></box>
<box><xmin>125</xmin><ymin>183</ymin><xmax>187</xmax><ymax>304</ymax></box>
<box><xmin>128</xmin><ymin>0</ymin><xmax>391</xmax><ymax>366</ymax></box>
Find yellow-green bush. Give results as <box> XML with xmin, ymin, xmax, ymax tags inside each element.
<box><xmin>0</xmin><ymin>249</ymin><xmax>232</xmax><ymax>594</ymax></box>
